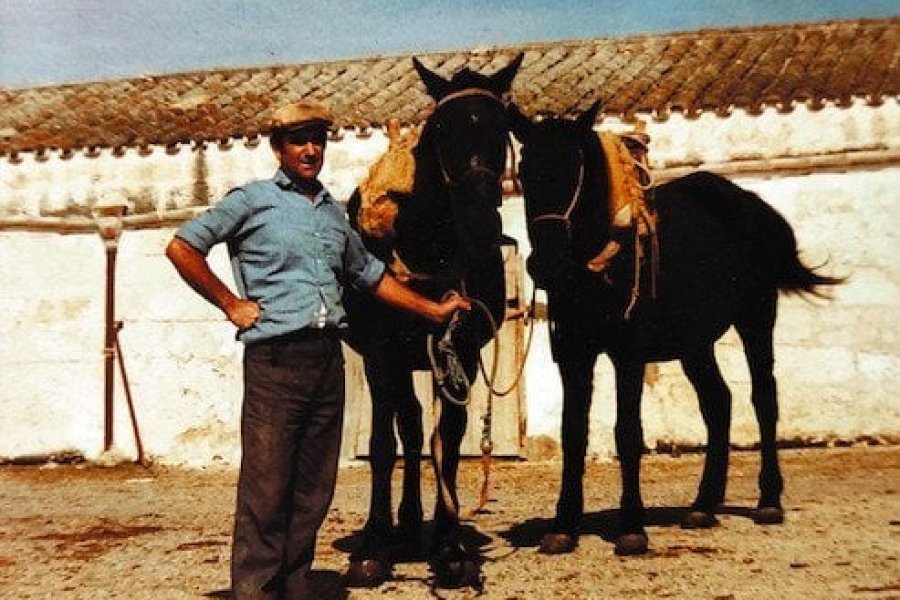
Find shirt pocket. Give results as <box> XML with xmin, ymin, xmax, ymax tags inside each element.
<box><xmin>319</xmin><ymin>224</ymin><xmax>345</xmax><ymax>270</ymax></box>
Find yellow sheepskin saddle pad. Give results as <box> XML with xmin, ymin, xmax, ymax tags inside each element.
<box><xmin>356</xmin><ymin>118</ymin><xmax>421</xmax><ymax>240</ymax></box>
<box><xmin>598</xmin><ymin>126</ymin><xmax>654</xmax><ymax>234</ymax></box>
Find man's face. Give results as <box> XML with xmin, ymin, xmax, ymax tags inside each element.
<box><xmin>274</xmin><ymin>125</ymin><xmax>328</xmax><ymax>182</ymax></box>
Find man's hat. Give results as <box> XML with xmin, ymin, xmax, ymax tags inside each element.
<box><xmin>270</xmin><ymin>100</ymin><xmax>334</xmax><ymax>132</ymax></box>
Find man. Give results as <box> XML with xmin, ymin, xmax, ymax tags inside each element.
<box><xmin>166</xmin><ymin>99</ymin><xmax>468</xmax><ymax>599</ymax></box>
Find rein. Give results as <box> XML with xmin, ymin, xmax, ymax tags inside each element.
<box><xmin>528</xmin><ymin>149</ymin><xmax>585</xmax><ymax>235</ymax></box>
<box><xmin>427</xmin><ymin>285</ymin><xmax>537</xmax><ymax>517</ymax></box>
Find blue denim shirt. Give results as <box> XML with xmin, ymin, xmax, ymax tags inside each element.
<box><xmin>176</xmin><ymin>169</ymin><xmax>386</xmax><ymax>344</ymax></box>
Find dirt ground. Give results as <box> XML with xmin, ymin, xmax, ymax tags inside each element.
<box><xmin>1</xmin><ymin>445</ymin><xmax>898</xmax><ymax>600</ymax></box>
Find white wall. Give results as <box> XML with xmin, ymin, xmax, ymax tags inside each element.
<box><xmin>1</xmin><ymin>100</ymin><xmax>897</xmax><ymax>464</ymax></box>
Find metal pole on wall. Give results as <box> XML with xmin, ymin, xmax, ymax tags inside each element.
<box><xmin>103</xmin><ymin>242</ymin><xmax>117</xmax><ymax>450</ymax></box>
<box><xmin>92</xmin><ymin>197</ymin><xmax>138</xmax><ymax>459</ymax></box>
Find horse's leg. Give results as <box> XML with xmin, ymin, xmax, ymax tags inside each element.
<box><xmin>363</xmin><ymin>359</ymin><xmax>402</xmax><ymax>537</ymax></box>
<box><xmin>539</xmin><ymin>355</ymin><xmax>594</xmax><ymax>554</ymax></box>
<box><xmin>736</xmin><ymin>300</ymin><xmax>785</xmax><ymax>524</ymax></box>
<box><xmin>431</xmin><ymin>398</ymin><xmax>465</xmax><ymax>534</ymax></box>
<box><xmin>429</xmin><ymin>370</ymin><xmax>476</xmax><ymax>588</ymax></box>
<box><xmin>612</xmin><ymin>357</ymin><xmax>649</xmax><ymax>555</ymax></box>
<box><xmin>680</xmin><ymin>346</ymin><xmax>732</xmax><ymax>528</ymax></box>
<box><xmin>346</xmin><ymin>359</ymin><xmax>406</xmax><ymax>587</ymax></box>
<box><xmin>395</xmin><ymin>379</ymin><xmax>424</xmax><ymax>546</ymax></box>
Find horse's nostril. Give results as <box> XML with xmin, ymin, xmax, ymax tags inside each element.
<box><xmin>462</xmin><ymin>166</ymin><xmax>500</xmax><ymax>187</ymax></box>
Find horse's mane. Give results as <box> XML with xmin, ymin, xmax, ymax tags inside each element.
<box><xmin>448</xmin><ymin>68</ymin><xmax>494</xmax><ymax>90</ymax></box>
<box><xmin>581</xmin><ymin>125</ymin><xmax>608</xmax><ymax>199</ymax></box>
<box><xmin>572</xmin><ymin>123</ymin><xmax>612</xmax><ymax>244</ymax></box>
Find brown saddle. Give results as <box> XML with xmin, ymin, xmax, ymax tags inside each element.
<box><xmin>590</xmin><ymin>121</ymin><xmax>659</xmax><ymax>319</ymax></box>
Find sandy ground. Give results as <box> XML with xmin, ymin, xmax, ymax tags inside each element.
<box><xmin>0</xmin><ymin>445</ymin><xmax>898</xmax><ymax>599</ymax></box>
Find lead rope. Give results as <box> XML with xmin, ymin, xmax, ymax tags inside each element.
<box><xmin>427</xmin><ymin>288</ymin><xmax>475</xmax><ymax>527</ymax></box>
<box><xmin>430</xmin><ymin>386</ymin><xmax>459</xmax><ymax>524</ymax></box>
<box><xmin>426</xmin><ymin>288</ymin><xmax>536</xmax><ymax>518</ymax></box>
<box><xmin>477</xmin><ymin>287</ymin><xmax>537</xmax><ymax>397</ymax></box>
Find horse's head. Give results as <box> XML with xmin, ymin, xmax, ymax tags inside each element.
<box><xmin>510</xmin><ymin>100</ymin><xmax>608</xmax><ymax>289</ymax></box>
<box><xmin>406</xmin><ymin>53</ymin><xmax>524</xmax><ymax>266</ymax></box>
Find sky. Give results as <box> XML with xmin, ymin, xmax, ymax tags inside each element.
<box><xmin>0</xmin><ymin>0</ymin><xmax>896</xmax><ymax>89</ymax></box>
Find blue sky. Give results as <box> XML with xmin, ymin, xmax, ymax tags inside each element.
<box><xmin>0</xmin><ymin>0</ymin><xmax>896</xmax><ymax>88</ymax></box>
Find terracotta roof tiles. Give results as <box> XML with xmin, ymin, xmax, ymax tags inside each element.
<box><xmin>1</xmin><ymin>17</ymin><xmax>897</xmax><ymax>158</ymax></box>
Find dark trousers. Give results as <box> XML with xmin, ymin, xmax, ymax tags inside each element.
<box><xmin>231</xmin><ymin>333</ymin><xmax>345</xmax><ymax>600</ymax></box>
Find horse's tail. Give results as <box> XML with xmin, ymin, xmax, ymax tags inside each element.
<box><xmin>738</xmin><ymin>184</ymin><xmax>846</xmax><ymax>299</ymax></box>
<box><xmin>673</xmin><ymin>171</ymin><xmax>846</xmax><ymax>299</ymax></box>
<box><xmin>774</xmin><ymin>254</ymin><xmax>845</xmax><ymax>299</ymax></box>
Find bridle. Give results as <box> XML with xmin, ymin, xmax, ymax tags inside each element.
<box><xmin>389</xmin><ymin>88</ymin><xmax>512</xmax><ymax>284</ymax></box>
<box><xmin>527</xmin><ymin>147</ymin><xmax>585</xmax><ymax>238</ymax></box>
<box><xmin>431</xmin><ymin>87</ymin><xmax>512</xmax><ymax>191</ymax></box>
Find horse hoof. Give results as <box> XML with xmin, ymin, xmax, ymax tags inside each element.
<box><xmin>539</xmin><ymin>532</ymin><xmax>578</xmax><ymax>554</ymax></box>
<box><xmin>614</xmin><ymin>532</ymin><xmax>649</xmax><ymax>556</ymax></box>
<box><xmin>431</xmin><ymin>542</ymin><xmax>481</xmax><ymax>589</ymax></box>
<box><xmin>753</xmin><ymin>506</ymin><xmax>785</xmax><ymax>525</ymax></box>
<box><xmin>432</xmin><ymin>557</ymin><xmax>481</xmax><ymax>589</ymax></box>
<box><xmin>681</xmin><ymin>510</ymin><xmax>720</xmax><ymax>529</ymax></box>
<box><xmin>345</xmin><ymin>558</ymin><xmax>390</xmax><ymax>588</ymax></box>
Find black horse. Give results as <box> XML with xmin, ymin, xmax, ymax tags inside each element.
<box><xmin>343</xmin><ymin>53</ymin><xmax>523</xmax><ymax>587</ymax></box>
<box><xmin>509</xmin><ymin>101</ymin><xmax>843</xmax><ymax>556</ymax></box>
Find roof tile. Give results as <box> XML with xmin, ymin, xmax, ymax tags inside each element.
<box><xmin>1</xmin><ymin>17</ymin><xmax>897</xmax><ymax>157</ymax></box>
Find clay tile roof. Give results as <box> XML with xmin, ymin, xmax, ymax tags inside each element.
<box><xmin>1</xmin><ymin>17</ymin><xmax>896</xmax><ymax>157</ymax></box>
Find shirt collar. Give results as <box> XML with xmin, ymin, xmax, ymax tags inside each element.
<box><xmin>274</xmin><ymin>169</ymin><xmax>333</xmax><ymax>206</ymax></box>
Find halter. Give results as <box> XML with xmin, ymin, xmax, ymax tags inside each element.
<box><xmin>434</xmin><ymin>87</ymin><xmax>507</xmax><ymax>110</ymax></box>
<box><xmin>430</xmin><ymin>87</ymin><xmax>512</xmax><ymax>189</ymax></box>
<box><xmin>528</xmin><ymin>148</ymin><xmax>585</xmax><ymax>236</ymax></box>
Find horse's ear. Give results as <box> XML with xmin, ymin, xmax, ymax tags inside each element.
<box><xmin>576</xmin><ymin>99</ymin><xmax>603</xmax><ymax>130</ymax></box>
<box><xmin>508</xmin><ymin>103</ymin><xmax>533</xmax><ymax>144</ymax></box>
<box><xmin>412</xmin><ymin>57</ymin><xmax>452</xmax><ymax>101</ymax></box>
<box><xmin>488</xmin><ymin>52</ymin><xmax>525</xmax><ymax>95</ymax></box>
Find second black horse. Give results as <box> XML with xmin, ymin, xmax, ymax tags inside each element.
<box><xmin>510</xmin><ymin>101</ymin><xmax>842</xmax><ymax>556</ymax></box>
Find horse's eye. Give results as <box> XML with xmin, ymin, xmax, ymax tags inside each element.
<box><xmin>470</xmin><ymin>114</ymin><xmax>480</xmax><ymax>125</ymax></box>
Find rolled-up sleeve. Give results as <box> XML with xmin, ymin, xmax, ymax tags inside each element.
<box><xmin>343</xmin><ymin>224</ymin><xmax>386</xmax><ymax>292</ymax></box>
<box><xmin>175</xmin><ymin>188</ymin><xmax>251</xmax><ymax>255</ymax></box>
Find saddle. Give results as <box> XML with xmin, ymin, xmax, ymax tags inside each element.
<box><xmin>588</xmin><ymin>121</ymin><xmax>659</xmax><ymax>319</ymax></box>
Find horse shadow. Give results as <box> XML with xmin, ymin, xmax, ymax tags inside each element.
<box><xmin>500</xmin><ymin>504</ymin><xmax>760</xmax><ymax>548</ymax></box>
<box><xmin>332</xmin><ymin>521</ymin><xmax>492</xmax><ymax>581</ymax></box>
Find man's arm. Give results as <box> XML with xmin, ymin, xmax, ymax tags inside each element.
<box><xmin>371</xmin><ymin>273</ymin><xmax>470</xmax><ymax>324</ymax></box>
<box><xmin>165</xmin><ymin>236</ymin><xmax>259</xmax><ymax>330</ymax></box>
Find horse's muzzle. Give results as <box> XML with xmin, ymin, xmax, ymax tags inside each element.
<box><xmin>455</xmin><ymin>166</ymin><xmax>503</xmax><ymax>204</ymax></box>
<box><xmin>526</xmin><ymin>252</ymin><xmax>566</xmax><ymax>290</ymax></box>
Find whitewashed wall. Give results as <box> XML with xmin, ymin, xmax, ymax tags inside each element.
<box><xmin>1</xmin><ymin>99</ymin><xmax>897</xmax><ymax>464</ymax></box>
